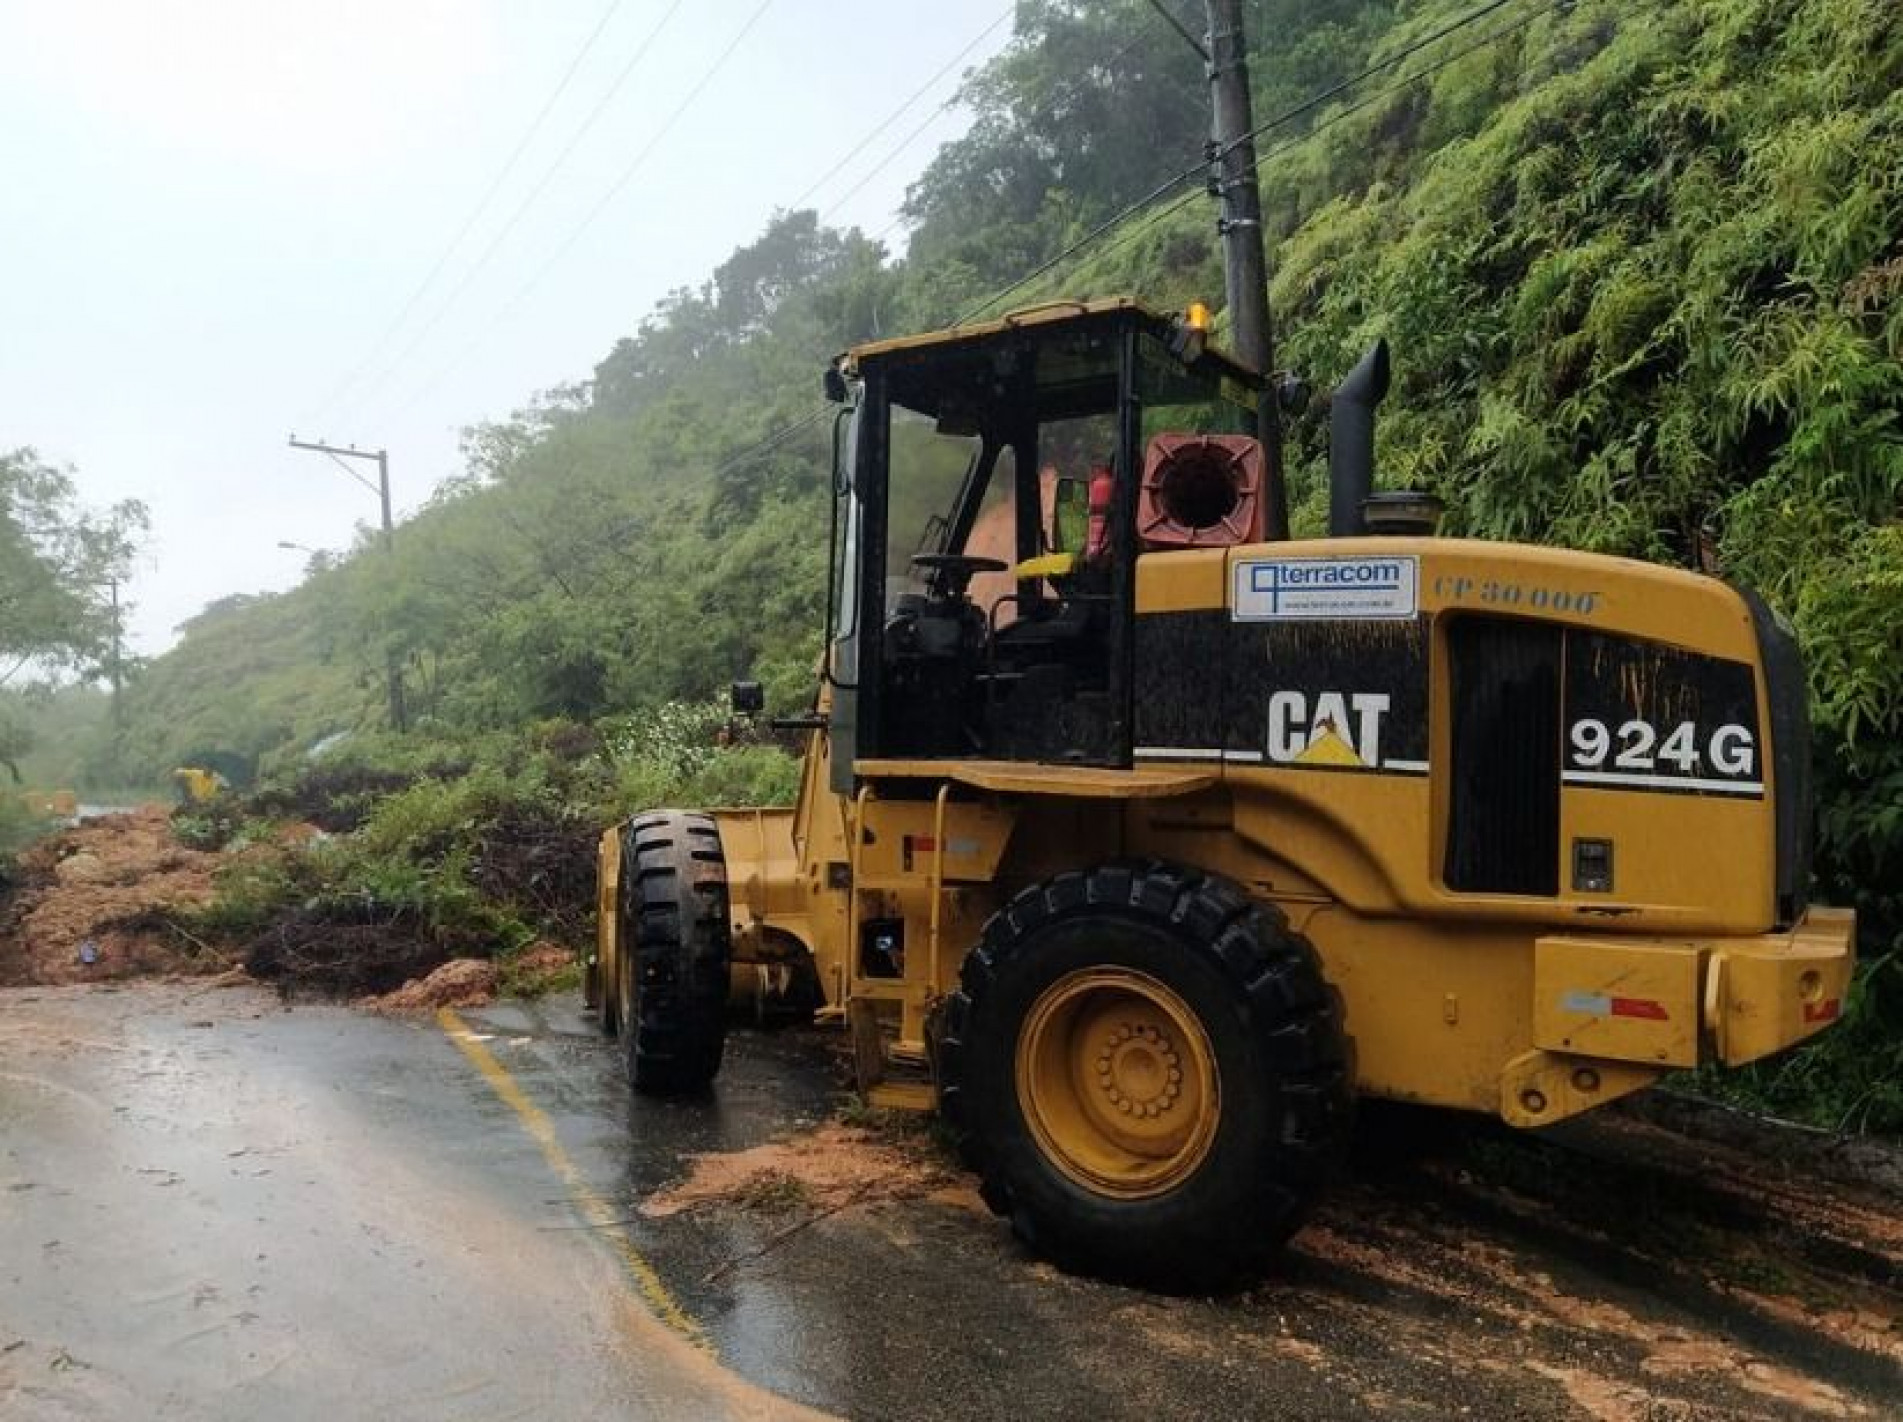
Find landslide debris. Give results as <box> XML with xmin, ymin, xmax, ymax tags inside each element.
<box><xmin>643</xmin><ymin>1119</ymin><xmax>957</xmax><ymax>1219</ymax></box>
<box><xmin>241</xmin><ymin>903</ymin><xmax>487</xmax><ymax>1002</ymax></box>
<box><xmin>0</xmin><ymin>806</ymin><xmax>231</xmax><ymax>986</ymax></box>
<box><xmin>357</xmin><ymin>946</ymin><xmax>576</xmax><ymax>1013</ymax></box>
<box><xmin>0</xmin><ymin>783</ymin><xmax>591</xmax><ymax>1005</ymax></box>
<box><xmin>363</xmin><ymin>958</ymin><xmax>499</xmax><ymax>1013</ymax></box>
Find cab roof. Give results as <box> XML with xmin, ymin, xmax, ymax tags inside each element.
<box><xmin>841</xmin><ymin>297</ymin><xmax>1262</xmax><ymax>385</ymax></box>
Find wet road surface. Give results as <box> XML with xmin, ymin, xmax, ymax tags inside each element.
<box><xmin>3</xmin><ymin>981</ymin><xmax>1899</xmax><ymax>1420</ymax></box>
<box><xmin>0</xmin><ymin>984</ymin><xmax>815</xmax><ymax>1421</ymax></box>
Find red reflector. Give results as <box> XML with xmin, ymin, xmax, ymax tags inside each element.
<box><xmin>1609</xmin><ymin>996</ymin><xmax>1669</xmax><ymax>1021</ymax></box>
<box><xmin>908</xmin><ymin>836</ymin><xmax>937</xmax><ymax>852</ymax></box>
<box><xmin>1803</xmin><ymin>998</ymin><xmax>1841</xmax><ymax>1024</ymax></box>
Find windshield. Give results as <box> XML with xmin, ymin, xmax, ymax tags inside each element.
<box><xmin>1136</xmin><ymin>334</ymin><xmax>1256</xmax><ymax>445</ymax></box>
<box><xmin>885</xmin><ymin>405</ymin><xmax>980</xmax><ymax>604</ymax></box>
<box><xmin>878</xmin><ymin>324</ymin><xmax>1124</xmax><ymax>614</ymax></box>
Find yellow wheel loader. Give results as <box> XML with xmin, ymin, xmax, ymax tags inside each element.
<box><xmin>591</xmin><ymin>299</ymin><xmax>1854</xmax><ymax>1291</ymax></box>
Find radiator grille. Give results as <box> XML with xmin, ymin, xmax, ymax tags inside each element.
<box><xmin>1444</xmin><ymin>617</ymin><xmax>1562</xmax><ymax>895</ymax></box>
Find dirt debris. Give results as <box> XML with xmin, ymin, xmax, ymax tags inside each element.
<box><xmin>363</xmin><ymin>958</ymin><xmax>500</xmax><ymax>1013</ymax></box>
<box><xmin>0</xmin><ymin>807</ymin><xmax>232</xmax><ymax>986</ymax></box>
<box><xmin>500</xmin><ymin>940</ymin><xmax>577</xmax><ymax>997</ymax></box>
<box><xmin>355</xmin><ymin>942</ymin><xmax>575</xmax><ymax>1013</ymax></box>
<box><xmin>643</xmin><ymin>1120</ymin><xmax>954</xmax><ymax>1219</ymax></box>
<box><xmin>1283</xmin><ymin>1114</ymin><xmax>1902</xmax><ymax>1422</ymax></box>
<box><xmin>1645</xmin><ymin>1339</ymin><xmax>1854</xmax><ymax>1416</ymax></box>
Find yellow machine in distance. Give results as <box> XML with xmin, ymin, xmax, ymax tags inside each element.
<box><xmin>171</xmin><ymin>766</ymin><xmax>228</xmax><ymax>807</ymax></box>
<box><xmin>591</xmin><ymin>300</ymin><xmax>1853</xmax><ymax>1291</ymax></box>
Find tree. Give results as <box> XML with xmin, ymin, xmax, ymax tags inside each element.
<box><xmin>0</xmin><ymin>448</ymin><xmax>147</xmax><ymax>688</ymax></box>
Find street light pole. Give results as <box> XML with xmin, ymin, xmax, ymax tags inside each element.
<box><xmin>107</xmin><ymin>576</ymin><xmax>122</xmax><ymax>727</ymax></box>
<box><xmin>88</xmin><ymin>575</ymin><xmax>124</xmax><ymax>729</ymax></box>
<box><xmin>286</xmin><ymin>436</ymin><xmax>408</xmax><ymax>731</ymax></box>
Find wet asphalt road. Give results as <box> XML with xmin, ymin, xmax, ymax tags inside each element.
<box><xmin>3</xmin><ymin>982</ymin><xmax>1899</xmax><ymax>1421</ymax></box>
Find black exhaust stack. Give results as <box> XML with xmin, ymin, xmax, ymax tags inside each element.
<box><xmin>1329</xmin><ymin>338</ymin><xmax>1391</xmax><ymax>538</ymax></box>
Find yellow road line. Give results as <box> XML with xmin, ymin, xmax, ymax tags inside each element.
<box><xmin>437</xmin><ymin>1007</ymin><xmax>712</xmax><ymax>1353</ymax></box>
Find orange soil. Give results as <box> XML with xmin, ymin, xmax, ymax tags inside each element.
<box><xmin>0</xmin><ymin>807</ymin><xmax>231</xmax><ymax>985</ymax></box>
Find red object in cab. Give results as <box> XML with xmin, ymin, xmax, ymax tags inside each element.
<box><xmin>1085</xmin><ymin>464</ymin><xmax>1114</xmax><ymax>561</ymax></box>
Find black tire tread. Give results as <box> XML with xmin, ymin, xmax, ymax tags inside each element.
<box><xmin>618</xmin><ymin>811</ymin><xmax>729</xmax><ymax>1094</ymax></box>
<box><xmin>937</xmin><ymin>859</ymin><xmax>1352</xmax><ymax>1292</ymax></box>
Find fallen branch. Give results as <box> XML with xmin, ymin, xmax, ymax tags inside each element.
<box><xmin>699</xmin><ymin>1185</ymin><xmax>880</xmax><ymax>1285</ymax></box>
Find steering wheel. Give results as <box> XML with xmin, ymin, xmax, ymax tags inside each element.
<box><xmin>910</xmin><ymin>552</ymin><xmax>1007</xmax><ymax>597</ymax></box>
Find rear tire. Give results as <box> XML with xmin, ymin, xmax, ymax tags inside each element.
<box><xmin>615</xmin><ymin>811</ymin><xmax>730</xmax><ymax>1094</ymax></box>
<box><xmin>938</xmin><ymin>860</ymin><xmax>1351</xmax><ymax>1293</ymax></box>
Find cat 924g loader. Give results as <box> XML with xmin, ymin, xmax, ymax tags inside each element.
<box><xmin>590</xmin><ymin>298</ymin><xmax>1855</xmax><ymax>1291</ymax></box>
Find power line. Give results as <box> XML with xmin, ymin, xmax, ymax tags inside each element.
<box><xmin>365</xmin><ymin>0</ymin><xmax>778</xmax><ymax>425</ymax></box>
<box><xmin>715</xmin><ymin>7</ymin><xmax>1222</xmax><ymax>476</ymax></box>
<box><xmin>336</xmin><ymin>0</ymin><xmax>691</xmax><ymax>430</ymax></box>
<box><xmin>362</xmin><ymin>3</ymin><xmax>1004</xmax><ymax>429</ymax></box>
<box><xmin>1233</xmin><ymin>0</ymin><xmax>1520</xmax><ymax>153</ymax></box>
<box><xmin>726</xmin><ymin>0</ymin><xmax>1571</xmax><ymax>481</ymax></box>
<box><xmin>819</xmin><ymin>94</ymin><xmax>965</xmax><ymax>226</ymax></box>
<box><xmin>960</xmin><ymin>0</ymin><xmax>1543</xmax><ymax>322</ymax></box>
<box><xmin>789</xmin><ymin>5</ymin><xmax>1013</xmax><ymax>217</ymax></box>
<box><xmin>1143</xmin><ymin>0</ymin><xmax>1210</xmax><ymax>62</ymax></box>
<box><xmin>864</xmin><ymin>24</ymin><xmax>1158</xmax><ymax>249</ymax></box>
<box><xmin>302</xmin><ymin>0</ymin><xmax>629</xmax><ymax>431</ymax></box>
<box><xmin>711</xmin><ymin>406</ymin><xmax>834</xmax><ymax>484</ymax></box>
<box><xmin>1080</xmin><ymin>0</ymin><xmax>1572</xmax><ymax>281</ymax></box>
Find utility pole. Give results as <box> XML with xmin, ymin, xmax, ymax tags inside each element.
<box><xmin>106</xmin><ymin>577</ymin><xmax>122</xmax><ymax>728</ymax></box>
<box><xmin>1203</xmin><ymin>0</ymin><xmax>1290</xmax><ymax>540</ymax></box>
<box><xmin>287</xmin><ymin>437</ymin><xmax>408</xmax><ymax>732</ymax></box>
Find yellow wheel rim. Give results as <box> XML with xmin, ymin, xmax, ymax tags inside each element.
<box><xmin>1015</xmin><ymin>967</ymin><xmax>1220</xmax><ymax>1200</ymax></box>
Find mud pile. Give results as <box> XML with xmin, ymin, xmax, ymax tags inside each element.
<box><xmin>0</xmin><ymin>806</ymin><xmax>233</xmax><ymax>986</ymax></box>
<box><xmin>364</xmin><ymin>958</ymin><xmax>499</xmax><ymax>1012</ymax></box>
<box><xmin>643</xmin><ymin>1120</ymin><xmax>959</xmax><ymax>1219</ymax></box>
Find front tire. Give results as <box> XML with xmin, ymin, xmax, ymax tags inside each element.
<box><xmin>615</xmin><ymin>811</ymin><xmax>730</xmax><ymax>1094</ymax></box>
<box><xmin>938</xmin><ymin>861</ymin><xmax>1351</xmax><ymax>1293</ymax></box>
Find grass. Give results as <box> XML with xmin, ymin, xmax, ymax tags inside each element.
<box><xmin>731</xmin><ymin>1170</ymin><xmax>813</xmax><ymax>1212</ymax></box>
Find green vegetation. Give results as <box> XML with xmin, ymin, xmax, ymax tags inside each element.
<box><xmin>12</xmin><ymin>0</ymin><xmax>1901</xmax><ymax>1124</ymax></box>
<box><xmin>166</xmin><ymin>706</ymin><xmax>796</xmax><ymax>995</ymax></box>
<box><xmin>0</xmin><ymin>448</ymin><xmax>146</xmax><ymax>801</ymax></box>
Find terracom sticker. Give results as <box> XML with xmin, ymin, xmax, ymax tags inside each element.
<box><xmin>1233</xmin><ymin>555</ymin><xmax>1419</xmax><ymax>621</ymax></box>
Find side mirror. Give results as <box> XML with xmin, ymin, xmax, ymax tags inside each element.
<box><xmin>1273</xmin><ymin>372</ymin><xmax>1311</xmax><ymax>416</ymax></box>
<box><xmin>730</xmin><ymin>680</ymin><xmax>765</xmax><ymax>715</ymax></box>
<box><xmin>822</xmin><ymin>365</ymin><xmax>848</xmax><ymax>403</ymax></box>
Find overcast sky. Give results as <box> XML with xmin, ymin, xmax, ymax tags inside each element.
<box><xmin>0</xmin><ymin>0</ymin><xmax>1012</xmax><ymax>656</ymax></box>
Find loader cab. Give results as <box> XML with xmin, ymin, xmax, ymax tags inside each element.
<box><xmin>822</xmin><ymin>301</ymin><xmax>1262</xmax><ymax>785</ymax></box>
